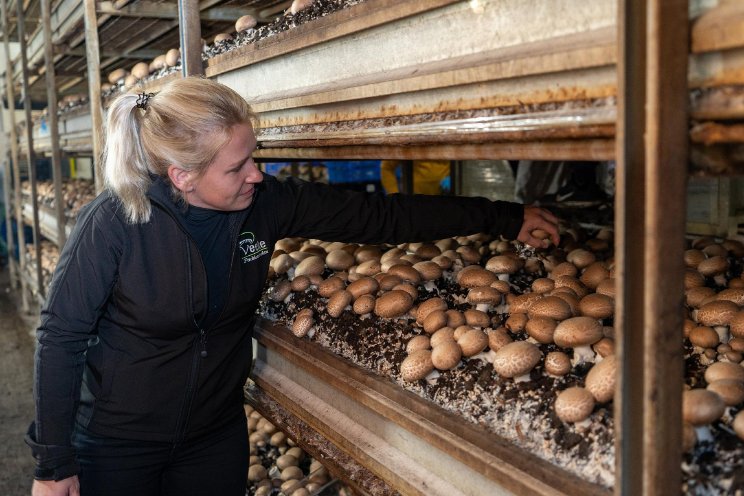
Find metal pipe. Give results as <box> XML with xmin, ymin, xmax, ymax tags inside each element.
<box><xmin>83</xmin><ymin>0</ymin><xmax>104</xmax><ymax>193</ymax></box>
<box><xmin>178</xmin><ymin>0</ymin><xmax>203</xmax><ymax>76</ymax></box>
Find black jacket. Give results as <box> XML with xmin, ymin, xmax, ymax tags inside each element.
<box><xmin>27</xmin><ymin>174</ymin><xmax>524</xmax><ymax>480</ymax></box>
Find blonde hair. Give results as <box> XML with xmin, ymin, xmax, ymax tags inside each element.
<box><xmin>103</xmin><ymin>77</ymin><xmax>256</xmax><ymax>223</ymax></box>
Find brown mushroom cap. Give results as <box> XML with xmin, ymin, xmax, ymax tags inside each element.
<box><xmin>492</xmin><ymin>341</ymin><xmax>541</xmax><ymax>378</ymax></box>
<box><xmin>423</xmin><ymin>310</ymin><xmax>448</xmax><ymax>334</ymax></box>
<box><xmin>544</xmin><ymin>351</ymin><xmax>571</xmax><ymax>376</ymax></box>
<box><xmin>595</xmin><ymin>277</ymin><xmax>616</xmax><ymax>298</ymax></box>
<box><xmin>291</xmin><ymin>308</ymin><xmax>314</xmax><ymax>338</ymax></box>
<box><xmin>107</xmin><ymin>68</ymin><xmax>128</xmax><ymax>84</ymax></box>
<box><xmin>732</xmin><ymin>311</ymin><xmax>744</xmax><ymax>339</ymax></box>
<box><xmin>554</xmin><ymin>387</ymin><xmax>595</xmax><ymax>423</ymax></box>
<box><xmin>269</xmin><ymin>280</ymin><xmax>291</xmax><ymax>302</ymax></box>
<box><xmin>487</xmin><ymin>327</ymin><xmax>513</xmax><ymax>351</ymax></box>
<box><xmin>697</xmin><ymin>300</ymin><xmax>739</xmax><ymax>327</ymax></box>
<box><xmin>400</xmin><ymin>349</ymin><xmax>434</xmax><ymax>382</ymax></box>
<box><xmin>457</xmin><ymin>265</ymin><xmax>497</xmax><ymax>288</ymax></box>
<box><xmin>733</xmin><ymin>410</ymin><xmax>744</xmax><ymax>441</ymax></box>
<box><xmin>131</xmin><ymin>62</ymin><xmax>150</xmax><ymax>80</ymax></box>
<box><xmin>716</xmin><ymin>288</ymin><xmax>744</xmax><ymax>307</ymax></box>
<box><xmin>553</xmin><ymin>275</ymin><xmax>589</xmax><ymax>298</ymax></box>
<box><xmin>416</xmin><ymin>297</ymin><xmax>448</xmax><ymax>324</ymax></box>
<box><xmin>508</xmin><ymin>292</ymin><xmax>543</xmax><ymax>314</ymax></box>
<box><xmin>270</xmin><ymin>253</ymin><xmax>295</xmax><ymax>275</ymax></box>
<box><xmin>689</xmin><ymin>326</ymin><xmax>720</xmax><ymax>348</ymax></box>
<box><xmin>235</xmin><ymin>14</ymin><xmax>257</xmax><ymax>32</ymax></box>
<box><xmin>294</xmin><ymin>255</ymin><xmax>325</xmax><ymax>277</ymax></box>
<box><xmin>353</xmin><ymin>294</ymin><xmax>376</xmax><ymax>315</ymax></box>
<box><xmin>685</xmin><ymin>269</ymin><xmax>706</xmax><ymax>289</ymax></box>
<box><xmin>566</xmin><ymin>249</ymin><xmax>596</xmax><ymax>270</ymax></box>
<box><xmin>527</xmin><ymin>296</ymin><xmax>572</xmax><ymax>321</ymax></box>
<box><xmin>704</xmin><ymin>361</ymin><xmax>744</xmax><ymax>383</ymax></box>
<box><xmin>525</xmin><ymin>316</ymin><xmax>557</xmax><ymax>344</ymax></box>
<box><xmin>531</xmin><ymin>278</ymin><xmax>555</xmax><ymax>294</ymax></box>
<box><xmin>467</xmin><ymin>286</ymin><xmax>502</xmax><ymax>307</ymax></box>
<box><xmin>554</xmin><ymin>316</ymin><xmax>604</xmax><ymax>348</ymax></box>
<box><xmin>393</xmin><ymin>282</ymin><xmax>418</xmax><ymax>301</ymax></box>
<box><xmin>325</xmin><ymin>249</ymin><xmax>355</xmax><ymax>271</ymax></box>
<box><xmin>505</xmin><ymin>312</ymin><xmax>528</xmax><ymax>333</ymax></box>
<box><xmin>457</xmin><ymin>329</ymin><xmax>488</xmax><ymax>357</ymax></box>
<box><xmin>387</xmin><ymin>264</ymin><xmax>421</xmax><ymax>284</ymax></box>
<box><xmin>346</xmin><ymin>277</ymin><xmax>379</xmax><ymax>299</ymax></box>
<box><xmin>374</xmin><ymin>290</ymin><xmax>413</xmax><ymax>318</ymax></box>
<box><xmin>430</xmin><ymin>327</ymin><xmax>456</xmax><ymax>348</ymax></box>
<box><xmin>485</xmin><ymin>255</ymin><xmax>521</xmax><ymax>276</ymax></box>
<box><xmin>327</xmin><ymin>290</ymin><xmax>352</xmax><ymax>318</ymax></box>
<box><xmin>406</xmin><ymin>335</ymin><xmax>431</xmax><ymax>354</ymax></box>
<box><xmin>707</xmin><ymin>379</ymin><xmax>744</xmax><ymax>406</ymax></box>
<box><xmin>317</xmin><ymin>276</ymin><xmax>345</xmax><ymax>298</ymax></box>
<box><xmin>213</xmin><ymin>32</ymin><xmax>233</xmax><ymax>43</ymax></box>
<box><xmin>413</xmin><ymin>261</ymin><xmax>443</xmax><ymax>281</ymax></box>
<box><xmin>698</xmin><ymin>255</ymin><xmax>728</xmax><ymax>277</ymax></box>
<box><xmin>585</xmin><ymin>355</ymin><xmax>617</xmax><ymax>403</ymax></box>
<box><xmin>291</xmin><ymin>275</ymin><xmax>311</xmax><ymax>292</ymax></box>
<box><xmin>551</xmin><ymin>262</ymin><xmax>578</xmax><ymax>279</ymax></box>
<box><xmin>685</xmin><ymin>286</ymin><xmax>717</xmax><ymax>308</ymax></box>
<box><xmin>579</xmin><ymin>262</ymin><xmax>610</xmax><ymax>290</ymax></box>
<box><xmin>356</xmin><ymin>259</ymin><xmax>382</xmax><ymax>277</ymax></box>
<box><xmin>378</xmin><ymin>273</ymin><xmax>403</xmax><ymax>291</ymax></box>
<box><xmin>578</xmin><ymin>293</ymin><xmax>614</xmax><ymax>320</ymax></box>
<box><xmin>464</xmin><ymin>309</ymin><xmax>490</xmax><ymax>328</ymax></box>
<box><xmin>682</xmin><ymin>389</ymin><xmax>726</xmax><ymax>426</ymax></box>
<box><xmin>432</xmin><ymin>341</ymin><xmax>462</xmax><ymax>370</ymax></box>
<box><xmin>456</xmin><ymin>245</ymin><xmax>482</xmax><ymax>264</ymax></box>
<box><xmin>684</xmin><ymin>249</ymin><xmax>706</xmax><ymax>268</ymax></box>
<box><xmin>593</xmin><ymin>337</ymin><xmax>615</xmax><ymax>358</ymax></box>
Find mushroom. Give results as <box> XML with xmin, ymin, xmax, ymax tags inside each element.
<box><xmin>508</xmin><ymin>292</ymin><xmax>543</xmax><ymax>314</ymax></box>
<box><xmin>715</xmin><ymin>288</ymin><xmax>744</xmax><ymax>307</ymax></box>
<box><xmin>524</xmin><ymin>316</ymin><xmax>557</xmax><ymax>344</ymax></box>
<box><xmin>235</xmin><ymin>14</ymin><xmax>257</xmax><ymax>32</ymax></box>
<box><xmin>544</xmin><ymin>351</ymin><xmax>571</xmax><ymax>377</ymax></box>
<box><xmin>406</xmin><ymin>335</ymin><xmax>431</xmax><ymax>354</ymax></box>
<box><xmin>685</xmin><ymin>286</ymin><xmax>716</xmax><ymax>309</ymax></box>
<box><xmin>291</xmin><ymin>308</ymin><xmax>314</xmax><ymax>338</ymax></box>
<box><xmin>352</xmin><ymin>294</ymin><xmax>376</xmax><ymax>316</ymax></box>
<box><xmin>387</xmin><ymin>264</ymin><xmax>421</xmax><ymax>285</ymax></box>
<box><xmin>378</xmin><ymin>273</ymin><xmax>402</xmax><ymax>291</ymax></box>
<box><xmin>317</xmin><ymin>276</ymin><xmax>345</xmax><ymax>298</ymax></box>
<box><xmin>290</xmin><ymin>0</ymin><xmax>315</xmax><ymax>15</ymax></box>
<box><xmin>733</xmin><ymin>410</ymin><xmax>744</xmax><ymax>441</ymax></box>
<box><xmin>445</xmin><ymin>309</ymin><xmax>466</xmax><ymax>328</ymax></box>
<box><xmin>131</xmin><ymin>62</ymin><xmax>150</xmax><ymax>80</ymax></box>
<box><xmin>213</xmin><ymin>32</ymin><xmax>233</xmax><ymax>44</ymax></box>
<box><xmin>486</xmin><ymin>327</ymin><xmax>513</xmax><ymax>351</ymax></box>
<box><xmin>732</xmin><ymin>311</ymin><xmax>744</xmax><ymax>340</ymax></box>
<box><xmin>505</xmin><ymin>312</ymin><xmax>528</xmax><ymax>333</ymax></box>
<box><xmin>697</xmin><ymin>255</ymin><xmax>729</xmax><ymax>286</ymax></box>
<box><xmin>554</xmin><ymin>387</ymin><xmax>595</xmax><ymax>424</ymax></box>
<box><xmin>270</xmin><ymin>253</ymin><xmax>295</xmax><ymax>276</ymax></box>
<box><xmin>400</xmin><ymin>349</ymin><xmax>434</xmax><ymax>382</ymax></box>
<box><xmin>467</xmin><ymin>286</ymin><xmax>502</xmax><ymax>313</ymax></box>
<box><xmin>356</xmin><ymin>259</ymin><xmax>382</xmax><ymax>277</ymax></box>
<box><xmin>684</xmin><ymin>269</ymin><xmax>706</xmax><ymax>289</ymax></box>
<box><xmin>456</xmin><ymin>265</ymin><xmax>497</xmax><ymax>288</ymax></box>
<box><xmin>553</xmin><ymin>316</ymin><xmax>604</xmax><ymax>366</ymax></box>
<box><xmin>392</xmin><ymin>283</ymin><xmax>418</xmax><ymax>301</ymax></box>
<box><xmin>346</xmin><ymin>277</ymin><xmax>379</xmax><ymax>299</ymax></box>
<box><xmin>595</xmin><ymin>278</ymin><xmax>616</xmax><ymax>298</ymax></box>
<box><xmin>566</xmin><ymin>249</ymin><xmax>596</xmax><ymax>270</ymax></box>
<box><xmin>327</xmin><ymin>290</ymin><xmax>352</xmax><ymax>318</ymax></box>
<box><xmin>551</xmin><ymin>261</ymin><xmax>578</xmax><ymax>278</ymax></box>
<box><xmin>527</xmin><ymin>295</ymin><xmax>572</xmax><ymax>321</ymax></box>
<box><xmin>464</xmin><ymin>309</ymin><xmax>490</xmax><ymax>328</ymax></box>
<box><xmin>585</xmin><ymin>355</ymin><xmax>617</xmax><ymax>403</ymax></box>
<box><xmin>269</xmin><ymin>280</ymin><xmax>291</xmax><ymax>302</ymax></box>
<box><xmin>682</xmin><ymin>388</ymin><xmax>726</xmax><ymax>442</ymax></box>
<box><xmin>492</xmin><ymin>341</ymin><xmax>541</xmax><ymax>382</ymax></box>
<box><xmin>374</xmin><ymin>290</ymin><xmax>413</xmax><ymax>318</ymax></box>
<box><xmin>706</xmin><ymin>379</ymin><xmax>744</xmax><ymax>406</ymax></box>
<box><xmin>531</xmin><ymin>278</ymin><xmax>555</xmax><ymax>294</ymax></box>
<box><xmin>294</xmin><ymin>255</ymin><xmax>325</xmax><ymax>278</ymax></box>
<box><xmin>689</xmin><ymin>325</ymin><xmax>720</xmax><ymax>352</ymax></box>
<box><xmin>107</xmin><ymin>68</ymin><xmax>128</xmax><ymax>84</ymax></box>
<box><xmin>578</xmin><ymin>293</ymin><xmax>614</xmax><ymax>321</ymax></box>
<box><xmin>290</xmin><ymin>275</ymin><xmax>311</xmax><ymax>292</ymax></box>
<box><xmin>485</xmin><ymin>255</ymin><xmax>521</xmax><ymax>282</ymax></box>
<box><xmin>704</xmin><ymin>361</ymin><xmax>744</xmax><ymax>383</ymax></box>
<box><xmin>416</xmin><ymin>297</ymin><xmax>447</xmax><ymax>324</ymax></box>
<box><xmin>325</xmin><ymin>249</ymin><xmax>355</xmax><ymax>271</ymax></box>
<box><xmin>430</xmin><ymin>327</ymin><xmax>456</xmax><ymax>348</ymax></box>
<box><xmin>696</xmin><ymin>300</ymin><xmax>739</xmax><ymax>343</ymax></box>
<box><xmin>423</xmin><ymin>310</ymin><xmax>448</xmax><ymax>334</ymax></box>
<box><xmin>457</xmin><ymin>328</ymin><xmax>488</xmax><ymax>357</ymax></box>
<box><xmin>580</xmin><ymin>262</ymin><xmax>610</xmax><ymax>290</ymax></box>
<box><xmin>684</xmin><ymin>249</ymin><xmax>706</xmax><ymax>269</ymax></box>
<box><xmin>413</xmin><ymin>261</ymin><xmax>443</xmax><ymax>290</ymax></box>
<box><xmin>431</xmin><ymin>341</ymin><xmax>462</xmax><ymax>370</ymax></box>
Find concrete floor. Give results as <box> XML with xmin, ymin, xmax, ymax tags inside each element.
<box><xmin>0</xmin><ymin>267</ymin><xmax>39</xmax><ymax>495</ymax></box>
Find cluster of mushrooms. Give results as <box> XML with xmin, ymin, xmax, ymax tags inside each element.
<box><xmin>267</xmin><ymin>225</ymin><xmax>744</xmax><ymax>449</ymax></box>
<box><xmin>24</xmin><ymin>240</ymin><xmax>59</xmax><ymax>292</ymax></box>
<box><xmin>21</xmin><ymin>179</ymin><xmax>96</xmax><ymax>219</ymax></box>
<box><xmin>103</xmin><ymin>0</ymin><xmax>320</xmax><ymax>95</ymax></box>
<box><xmin>247</xmin><ymin>404</ymin><xmax>335</xmax><ymax>496</ymax></box>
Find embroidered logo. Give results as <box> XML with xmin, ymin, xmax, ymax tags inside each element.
<box><xmin>238</xmin><ymin>231</ymin><xmax>269</xmax><ymax>264</ymax></box>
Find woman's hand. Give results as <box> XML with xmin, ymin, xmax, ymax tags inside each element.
<box><xmin>32</xmin><ymin>476</ymin><xmax>80</xmax><ymax>496</ymax></box>
<box><xmin>517</xmin><ymin>206</ymin><xmax>560</xmax><ymax>248</ymax></box>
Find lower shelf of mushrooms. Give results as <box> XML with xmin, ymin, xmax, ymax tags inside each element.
<box><xmin>256</xmin><ymin>231</ymin><xmax>744</xmax><ymax>495</ymax></box>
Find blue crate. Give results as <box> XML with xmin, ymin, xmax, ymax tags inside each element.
<box><xmin>325</xmin><ymin>161</ymin><xmax>381</xmax><ymax>184</ymax></box>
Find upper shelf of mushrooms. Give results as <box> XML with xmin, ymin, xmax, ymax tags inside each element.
<box><xmin>261</xmin><ymin>224</ymin><xmax>744</xmax><ymax>455</ymax></box>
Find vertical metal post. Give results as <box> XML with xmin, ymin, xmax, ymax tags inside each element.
<box><xmin>0</xmin><ymin>106</ymin><xmax>15</xmax><ymax>285</ymax></box>
<box><xmin>1</xmin><ymin>0</ymin><xmax>27</xmax><ymax>309</ymax></box>
<box><xmin>41</xmin><ymin>0</ymin><xmax>65</xmax><ymax>248</ymax></box>
<box><xmin>615</xmin><ymin>0</ymin><xmax>688</xmax><ymax>494</ymax></box>
<box><xmin>83</xmin><ymin>0</ymin><xmax>104</xmax><ymax>193</ymax></box>
<box><xmin>178</xmin><ymin>0</ymin><xmax>203</xmax><ymax>76</ymax></box>
<box><xmin>16</xmin><ymin>0</ymin><xmax>44</xmax><ymax>301</ymax></box>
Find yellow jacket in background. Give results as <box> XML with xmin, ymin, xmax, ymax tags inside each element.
<box><xmin>380</xmin><ymin>160</ymin><xmax>450</xmax><ymax>195</ymax></box>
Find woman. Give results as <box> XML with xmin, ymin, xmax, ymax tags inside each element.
<box><xmin>27</xmin><ymin>77</ymin><xmax>559</xmax><ymax>496</ymax></box>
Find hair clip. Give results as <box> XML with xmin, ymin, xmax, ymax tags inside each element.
<box><xmin>135</xmin><ymin>92</ymin><xmax>155</xmax><ymax>109</ymax></box>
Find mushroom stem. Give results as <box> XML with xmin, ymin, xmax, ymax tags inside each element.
<box><xmin>472</xmin><ymin>350</ymin><xmax>496</xmax><ymax>364</ymax></box>
<box><xmin>514</xmin><ymin>373</ymin><xmax>532</xmax><ymax>383</ymax></box>
<box><xmin>497</xmin><ymin>274</ymin><xmax>510</xmax><ymax>282</ymax></box>
<box><xmin>425</xmin><ymin>370</ymin><xmax>441</xmax><ymax>385</ymax></box>
<box><xmin>571</xmin><ymin>345</ymin><xmax>596</xmax><ymax>367</ymax></box>
<box><xmin>423</xmin><ymin>281</ymin><xmax>437</xmax><ymax>292</ymax></box>
<box><xmin>714</xmin><ymin>274</ymin><xmax>727</xmax><ymax>287</ymax></box>
<box><xmin>694</xmin><ymin>425</ymin><xmax>714</xmax><ymax>444</ymax></box>
<box><xmin>476</xmin><ymin>303</ymin><xmax>491</xmax><ymax>313</ymax></box>
<box><xmin>714</xmin><ymin>325</ymin><xmax>730</xmax><ymax>344</ymax></box>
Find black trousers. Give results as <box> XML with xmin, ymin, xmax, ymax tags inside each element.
<box><xmin>72</xmin><ymin>419</ymin><xmax>248</xmax><ymax>496</ymax></box>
